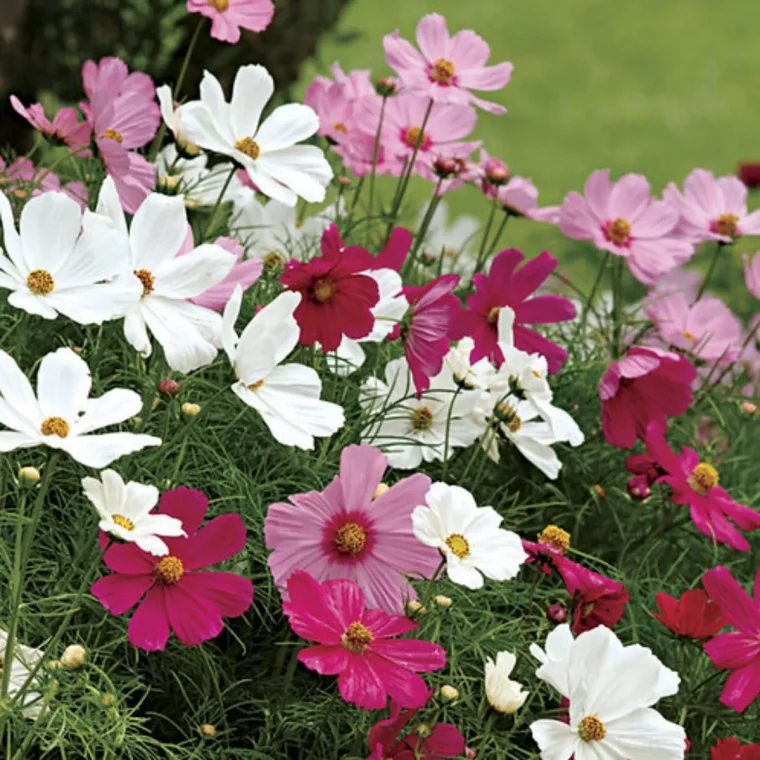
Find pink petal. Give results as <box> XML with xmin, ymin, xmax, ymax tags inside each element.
<box><xmin>383</xmin><ymin>31</ymin><xmax>426</xmax><ymax>73</ymax></box>
<box><xmin>719</xmin><ymin>659</ymin><xmax>760</xmax><ymax>713</ymax></box>
<box><xmin>457</xmin><ymin>62</ymin><xmax>513</xmax><ymax>92</ymax></box>
<box><xmin>608</xmin><ymin>173</ymin><xmax>652</xmax><ymax>223</ymax></box>
<box><xmin>683</xmin><ymin>169</ymin><xmax>722</xmax><ymax>217</ymax></box>
<box><xmin>164</xmin><ymin>583</ymin><xmax>225</xmax><ymax>646</ymax></box>
<box><xmin>159</xmin><ymin>487</ymin><xmax>209</xmax><ymax>536</ymax></box>
<box><xmin>702</xmin><ymin>566</ymin><xmax>760</xmax><ymax>633</ymax></box>
<box><xmin>179</xmin><ymin>513</ymin><xmax>247</xmax><ymax>570</ymax></box>
<box><xmin>634</xmin><ymin>199</ymin><xmax>679</xmax><ymax>238</ymax></box>
<box><xmin>103</xmin><ymin>542</ymin><xmax>156</xmax><ymax>575</ymax></box>
<box><xmin>338</xmin><ymin>654</ymin><xmax>389</xmax><ymax>710</ymax></box>
<box><xmin>583</xmin><ymin>169</ymin><xmax>612</xmax><ymax>222</ymax></box>
<box><xmin>91</xmin><ymin>573</ymin><xmax>155</xmax><ymax>615</ymax></box>
<box><xmin>339</xmin><ymin>445</ymin><xmax>388</xmax><ymax>514</ymax></box>
<box><xmin>518</xmin><ymin>294</ymin><xmax>576</xmax><ymax>325</ymax></box>
<box><xmin>364</xmin><ymin>652</ymin><xmax>432</xmax><ymax>708</ymax></box>
<box><xmin>321</xmin><ymin>577</ymin><xmax>366</xmax><ymax>629</ymax></box>
<box><xmin>283</xmin><ymin>571</ymin><xmax>343</xmax><ymax>644</ymax></box>
<box><xmin>558</xmin><ymin>192</ymin><xmax>598</xmax><ymax>240</ymax></box>
<box><xmin>361</xmin><ymin>609</ymin><xmax>419</xmax><ymax>638</ymax></box>
<box><xmin>180</xmin><ymin>571</ymin><xmax>253</xmax><ymax>618</ymax></box>
<box><xmin>509</xmin><ymin>250</ymin><xmax>557</xmax><ymax>303</ymax></box>
<box><xmin>297</xmin><ymin>644</ymin><xmax>351</xmax><ymax>675</ymax></box>
<box><xmin>128</xmin><ymin>586</ymin><xmax>171</xmax><ymax>652</ymax></box>
<box><xmin>416</xmin><ymin>13</ymin><xmax>449</xmax><ymax>62</ymax></box>
<box><xmin>704</xmin><ymin>632</ymin><xmax>760</xmax><ymax>669</ymax></box>
<box><xmin>369</xmin><ymin>638</ymin><xmax>447</xmax><ymax>673</ymax></box>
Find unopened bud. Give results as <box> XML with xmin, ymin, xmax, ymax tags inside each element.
<box><xmin>741</xmin><ymin>401</ymin><xmax>757</xmax><ymax>414</ymax></box>
<box><xmin>434</xmin><ymin>594</ymin><xmax>453</xmax><ymax>608</ymax></box>
<box><xmin>181</xmin><ymin>402</ymin><xmax>201</xmax><ymax>417</ymax></box>
<box><xmin>72</xmin><ymin>346</ymin><xmax>84</xmax><ymax>354</ymax></box>
<box><xmin>375</xmin><ymin>77</ymin><xmax>398</xmax><ymax>96</ymax></box>
<box><xmin>373</xmin><ymin>483</ymin><xmax>390</xmax><ymax>499</ymax></box>
<box><xmin>151</xmin><ymin>398</ymin><xmax>161</xmax><ymax>410</ymax></box>
<box><xmin>484</xmin><ymin>161</ymin><xmax>509</xmax><ymax>186</ymax></box>
<box><xmin>415</xmin><ymin>723</ymin><xmax>431</xmax><ymax>738</ymax></box>
<box><xmin>157</xmin><ymin>175</ymin><xmax>180</xmax><ymax>193</ymax></box>
<box><xmin>60</xmin><ymin>644</ymin><xmax>87</xmax><ymax>669</ymax></box>
<box><xmin>157</xmin><ymin>379</ymin><xmax>180</xmax><ymax>396</ymax></box>
<box><xmin>200</xmin><ymin>724</ymin><xmax>216</xmax><ymax>737</ymax></box>
<box><xmin>627</xmin><ymin>479</ymin><xmax>650</xmax><ymax>501</ymax></box>
<box><xmin>132</xmin><ymin>416</ymin><xmax>143</xmax><ymax>426</ymax></box>
<box><xmin>464</xmin><ymin>749</ymin><xmax>477</xmax><ymax>759</ymax></box>
<box><xmin>592</xmin><ymin>484</ymin><xmax>606</xmax><ymax>499</ymax></box>
<box><xmin>335</xmin><ymin>175</ymin><xmax>352</xmax><ymax>187</ymax></box>
<box><xmin>440</xmin><ymin>685</ymin><xmax>459</xmax><ymax>701</ymax></box>
<box><xmin>100</xmin><ymin>693</ymin><xmax>116</xmax><ymax>706</ymax></box>
<box><xmin>18</xmin><ymin>466</ymin><xmax>41</xmax><ymax>483</ymax></box>
<box><xmin>434</xmin><ymin>156</ymin><xmax>459</xmax><ymax>178</ymax></box>
<box><xmin>546</xmin><ymin>603</ymin><xmax>567</xmax><ymax>625</ymax></box>
<box><xmin>406</xmin><ymin>600</ymin><xmax>427</xmax><ymax>616</ymax></box>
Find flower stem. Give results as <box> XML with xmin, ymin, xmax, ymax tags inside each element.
<box><xmin>485</xmin><ymin>209</ymin><xmax>511</xmax><ymax>260</ymax></box>
<box><xmin>610</xmin><ymin>257</ymin><xmax>625</xmax><ymax>358</ymax></box>
<box><xmin>365</xmin><ymin>95</ymin><xmax>388</xmax><ymax>244</ymax></box>
<box><xmin>473</xmin><ymin>195</ymin><xmax>500</xmax><ymax>274</ymax></box>
<box><xmin>404</xmin><ymin>179</ymin><xmax>443</xmax><ymax>279</ymax></box>
<box><xmin>575</xmin><ymin>251</ymin><xmax>610</xmax><ymax>343</ymax></box>
<box><xmin>695</xmin><ymin>241</ymin><xmax>725</xmax><ymax>301</ymax></box>
<box><xmin>202</xmin><ymin>165</ymin><xmax>238</xmax><ymax>241</ymax></box>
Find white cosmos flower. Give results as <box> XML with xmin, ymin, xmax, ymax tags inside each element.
<box><xmin>96</xmin><ymin>180</ymin><xmax>236</xmax><ymax>373</ymax></box>
<box><xmin>180</xmin><ymin>64</ymin><xmax>333</xmax><ymax>207</ymax></box>
<box><xmin>485</xmin><ymin>651</ymin><xmax>529</xmax><ymax>714</ymax></box>
<box><xmin>328</xmin><ymin>268</ymin><xmax>408</xmax><ymax>375</ymax></box>
<box><xmin>0</xmin><ymin>185</ymin><xmax>139</xmax><ymax>324</ymax></box>
<box><xmin>418</xmin><ymin>201</ymin><xmax>480</xmax><ymax>275</ymax></box>
<box><xmin>444</xmin><ymin>337</ymin><xmax>496</xmax><ymax>390</ymax></box>
<box><xmin>359</xmin><ymin>357</ymin><xmax>483</xmax><ymax>470</ymax></box>
<box><xmin>156</xmin><ymin>84</ymin><xmax>200</xmax><ymax>155</ymax></box>
<box><xmin>155</xmin><ymin>145</ymin><xmax>244</xmax><ymax>208</ymax></box>
<box><xmin>222</xmin><ymin>285</ymin><xmax>344</xmax><ymax>449</ymax></box>
<box><xmin>530</xmin><ymin>624</ymin><xmax>685</xmax><ymax>760</ymax></box>
<box><xmin>412</xmin><ymin>482</ymin><xmax>527</xmax><ymax>589</ymax></box>
<box><xmin>0</xmin><ymin>347</ymin><xmax>160</xmax><ymax>468</ymax></box>
<box><xmin>0</xmin><ymin>628</ymin><xmax>45</xmax><ymax>719</ymax></box>
<box><xmin>81</xmin><ymin>469</ymin><xmax>185</xmax><ymax>556</ymax></box>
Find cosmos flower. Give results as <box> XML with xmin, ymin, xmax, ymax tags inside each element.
<box><xmin>187</xmin><ymin>0</ymin><xmax>274</xmax><ymax>44</ymax></box>
<box><xmin>10</xmin><ymin>96</ymin><xmax>91</xmax><ymax>150</ymax></box>
<box><xmin>653</xmin><ymin>588</ymin><xmax>726</xmax><ymax>639</ymax></box>
<box><xmin>0</xmin><ymin>629</ymin><xmax>45</xmax><ymax>719</ymax></box>
<box><xmin>711</xmin><ymin>737</ymin><xmax>760</xmax><ymax>760</ymax></box>
<box><xmin>484</xmin><ymin>651</ymin><xmax>529</xmax><ymax>714</ymax></box>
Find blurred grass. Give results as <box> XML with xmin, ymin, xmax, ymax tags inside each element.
<box><xmin>297</xmin><ymin>0</ymin><xmax>760</xmax><ymax>284</ymax></box>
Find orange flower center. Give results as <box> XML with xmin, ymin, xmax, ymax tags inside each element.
<box><xmin>208</xmin><ymin>0</ymin><xmax>230</xmax><ymax>9</ymax></box>
<box><xmin>333</xmin><ymin>122</ymin><xmax>348</xmax><ymax>134</ymax></box>
<box><xmin>235</xmin><ymin>137</ymin><xmax>261</xmax><ymax>160</ymax></box>
<box><xmin>313</xmin><ymin>278</ymin><xmax>336</xmax><ymax>303</ymax></box>
<box><xmin>410</xmin><ymin>406</ymin><xmax>434</xmax><ymax>430</ymax></box>
<box><xmin>404</xmin><ymin>127</ymin><xmax>428</xmax><ymax>150</ymax></box>
<box><xmin>715</xmin><ymin>212</ymin><xmax>739</xmax><ymax>237</ymax></box>
<box><xmin>444</xmin><ymin>533</ymin><xmax>470</xmax><ymax>559</ymax></box>
<box><xmin>112</xmin><ymin>514</ymin><xmax>135</xmax><ymax>531</ymax></box>
<box><xmin>538</xmin><ymin>525</ymin><xmax>570</xmax><ymax>554</ymax></box>
<box><xmin>342</xmin><ymin>621</ymin><xmax>373</xmax><ymax>652</ymax></box>
<box><xmin>688</xmin><ymin>462</ymin><xmax>719</xmax><ymax>495</ymax></box>
<box><xmin>27</xmin><ymin>268</ymin><xmax>55</xmax><ymax>295</ymax></box>
<box><xmin>605</xmin><ymin>218</ymin><xmax>631</xmax><ymax>245</ymax></box>
<box><xmin>487</xmin><ymin>306</ymin><xmax>501</xmax><ymax>325</ymax></box>
<box><xmin>134</xmin><ymin>268</ymin><xmax>155</xmax><ymax>296</ymax></box>
<box><xmin>430</xmin><ymin>58</ymin><xmax>455</xmax><ymax>84</ymax></box>
<box><xmin>578</xmin><ymin>715</ymin><xmax>606</xmax><ymax>742</ymax></box>
<box><xmin>103</xmin><ymin>128</ymin><xmax>123</xmax><ymax>143</ymax></box>
<box><xmin>155</xmin><ymin>556</ymin><xmax>184</xmax><ymax>585</ymax></box>
<box><xmin>682</xmin><ymin>330</ymin><xmax>696</xmax><ymax>342</ymax></box>
<box><xmin>334</xmin><ymin>522</ymin><xmax>367</xmax><ymax>555</ymax></box>
<box><xmin>40</xmin><ymin>416</ymin><xmax>70</xmax><ymax>438</ymax></box>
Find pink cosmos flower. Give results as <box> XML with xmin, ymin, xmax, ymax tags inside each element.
<box><xmin>496</xmin><ymin>177</ymin><xmax>560</xmax><ymax>223</ymax></box>
<box><xmin>664</xmin><ymin>169</ymin><xmax>760</xmax><ymax>244</ymax></box>
<box><xmin>10</xmin><ymin>97</ymin><xmax>91</xmax><ymax>150</ymax></box>
<box><xmin>82</xmin><ymin>57</ymin><xmax>160</xmax><ymax>213</ymax></box>
<box><xmin>559</xmin><ymin>169</ymin><xmax>694</xmax><ymax>285</ymax></box>
<box><xmin>383</xmin><ymin>13</ymin><xmax>513</xmax><ymax>114</ymax></box>
<box><xmin>398</xmin><ymin>273</ymin><xmax>461</xmax><ymax>396</ymax></box>
<box><xmin>91</xmin><ymin>487</ymin><xmax>253</xmax><ymax>651</ymax></box>
<box><xmin>702</xmin><ymin>565</ymin><xmax>760</xmax><ymax>713</ymax></box>
<box><xmin>187</xmin><ymin>0</ymin><xmax>274</xmax><ymax>44</ymax></box>
<box><xmin>283</xmin><ymin>570</ymin><xmax>447</xmax><ymax>710</ymax></box>
<box><xmin>307</xmin><ymin>80</ymin><xmax>358</xmax><ymax>143</ymax></box>
<box><xmin>743</xmin><ymin>252</ymin><xmax>760</xmax><ymax>299</ymax></box>
<box><xmin>366</xmin><ymin>695</ymin><xmax>466</xmax><ymax>759</ymax></box>
<box><xmin>599</xmin><ymin>346</ymin><xmax>696</xmax><ymax>448</ymax></box>
<box><xmin>0</xmin><ymin>157</ymin><xmax>88</xmax><ymax>208</ymax></box>
<box><xmin>266</xmin><ymin>444</ymin><xmax>438</xmax><ymax>613</ymax></box>
<box><xmin>645</xmin><ymin>422</ymin><xmax>760</xmax><ymax>552</ymax></box>
<box><xmin>477</xmin><ymin>148</ymin><xmax>510</xmax><ymax>188</ymax></box>
<box><xmin>453</xmin><ymin>248</ymin><xmax>576</xmax><ymax>373</ymax></box>
<box><xmin>177</xmin><ymin>232</ymin><xmax>262</xmax><ymax>311</ymax></box>
<box><xmin>279</xmin><ymin>227</ymin><xmax>380</xmax><ymax>351</ymax></box>
<box><xmin>644</xmin><ymin>290</ymin><xmax>744</xmax><ymax>366</ymax></box>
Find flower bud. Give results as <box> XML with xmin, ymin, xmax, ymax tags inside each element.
<box><xmin>157</xmin><ymin>175</ymin><xmax>180</xmax><ymax>193</ymax></box>
<box><xmin>465</xmin><ymin>749</ymin><xmax>477</xmax><ymax>759</ymax></box>
<box><xmin>157</xmin><ymin>379</ymin><xmax>180</xmax><ymax>396</ymax></box>
<box><xmin>546</xmin><ymin>603</ymin><xmax>567</xmax><ymax>624</ymax></box>
<box><xmin>440</xmin><ymin>685</ymin><xmax>459</xmax><ymax>701</ymax></box>
<box><xmin>60</xmin><ymin>644</ymin><xmax>87</xmax><ymax>669</ymax></box>
<box><xmin>406</xmin><ymin>600</ymin><xmax>427</xmax><ymax>616</ymax></box>
<box><xmin>181</xmin><ymin>402</ymin><xmax>201</xmax><ymax>417</ymax></box>
<box><xmin>484</xmin><ymin>651</ymin><xmax>528</xmax><ymax>714</ymax></box>
<box><xmin>434</xmin><ymin>594</ymin><xmax>453</xmax><ymax>608</ymax></box>
<box><xmin>100</xmin><ymin>693</ymin><xmax>116</xmax><ymax>706</ymax></box>
<box><xmin>373</xmin><ymin>483</ymin><xmax>390</xmax><ymax>499</ymax></box>
<box><xmin>627</xmin><ymin>475</ymin><xmax>650</xmax><ymax>501</ymax></box>
<box><xmin>375</xmin><ymin>77</ymin><xmax>398</xmax><ymax>96</ymax></box>
<box><xmin>434</xmin><ymin>157</ymin><xmax>459</xmax><ymax>179</ymax></box>
<box><xmin>415</xmin><ymin>723</ymin><xmax>431</xmax><ymax>738</ymax></box>
<box><xmin>18</xmin><ymin>466</ymin><xmax>41</xmax><ymax>483</ymax></box>
<box><xmin>741</xmin><ymin>400</ymin><xmax>757</xmax><ymax>414</ymax></box>
<box><xmin>335</xmin><ymin>175</ymin><xmax>352</xmax><ymax>187</ymax></box>
<box><xmin>484</xmin><ymin>160</ymin><xmax>509</xmax><ymax>186</ymax></box>
<box><xmin>200</xmin><ymin>724</ymin><xmax>216</xmax><ymax>737</ymax></box>
<box><xmin>592</xmin><ymin>484</ymin><xmax>606</xmax><ymax>499</ymax></box>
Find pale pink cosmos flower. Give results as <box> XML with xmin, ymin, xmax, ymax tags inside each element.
<box><xmin>82</xmin><ymin>57</ymin><xmax>160</xmax><ymax>213</ymax></box>
<box><xmin>10</xmin><ymin>97</ymin><xmax>91</xmax><ymax>151</ymax></box>
<box><xmin>265</xmin><ymin>444</ymin><xmax>439</xmax><ymax>613</ymax></box>
<box><xmin>497</xmin><ymin>177</ymin><xmax>560</xmax><ymax>223</ymax></box>
<box><xmin>743</xmin><ymin>252</ymin><xmax>760</xmax><ymax>299</ymax></box>
<box><xmin>644</xmin><ymin>289</ymin><xmax>744</xmax><ymax>366</ymax></box>
<box><xmin>559</xmin><ymin>169</ymin><xmax>695</xmax><ymax>285</ymax></box>
<box><xmin>664</xmin><ymin>169</ymin><xmax>760</xmax><ymax>244</ymax></box>
<box><xmin>383</xmin><ymin>13</ymin><xmax>513</xmax><ymax>114</ymax></box>
<box><xmin>187</xmin><ymin>0</ymin><xmax>274</xmax><ymax>44</ymax></box>
<box><xmin>0</xmin><ymin>157</ymin><xmax>88</xmax><ymax>209</ymax></box>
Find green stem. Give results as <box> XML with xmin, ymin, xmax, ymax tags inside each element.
<box><xmin>575</xmin><ymin>251</ymin><xmax>610</xmax><ymax>343</ymax></box>
<box><xmin>404</xmin><ymin>180</ymin><xmax>443</xmax><ymax>278</ymax></box>
<box><xmin>695</xmin><ymin>241</ymin><xmax>725</xmax><ymax>301</ymax></box>
<box><xmin>473</xmin><ymin>196</ymin><xmax>499</xmax><ymax>274</ymax></box>
<box><xmin>485</xmin><ymin>210</ymin><xmax>511</xmax><ymax>259</ymax></box>
<box><xmin>202</xmin><ymin>165</ymin><xmax>238</xmax><ymax>240</ymax></box>
<box><xmin>610</xmin><ymin>257</ymin><xmax>625</xmax><ymax>358</ymax></box>
<box><xmin>365</xmin><ymin>95</ymin><xmax>388</xmax><ymax>244</ymax></box>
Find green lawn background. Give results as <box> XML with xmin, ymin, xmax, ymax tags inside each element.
<box><xmin>296</xmin><ymin>0</ymin><xmax>760</xmax><ymax>279</ymax></box>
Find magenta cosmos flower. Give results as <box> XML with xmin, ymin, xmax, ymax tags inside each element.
<box><xmin>366</xmin><ymin>695</ymin><xmax>466</xmax><ymax>759</ymax></box>
<box><xmin>599</xmin><ymin>346</ymin><xmax>696</xmax><ymax>448</ymax></box>
<box><xmin>383</xmin><ymin>13</ymin><xmax>513</xmax><ymax>114</ymax></box>
<box><xmin>559</xmin><ymin>169</ymin><xmax>694</xmax><ymax>285</ymax></box>
<box><xmin>398</xmin><ymin>274</ymin><xmax>461</xmax><ymax>396</ymax></box>
<box><xmin>91</xmin><ymin>487</ymin><xmax>253</xmax><ymax>651</ymax></box>
<box><xmin>82</xmin><ymin>57</ymin><xmax>160</xmax><ymax>213</ymax></box>
<box><xmin>664</xmin><ymin>169</ymin><xmax>760</xmax><ymax>244</ymax></box>
<box><xmin>645</xmin><ymin>422</ymin><xmax>760</xmax><ymax>552</ymax></box>
<box><xmin>187</xmin><ymin>0</ymin><xmax>274</xmax><ymax>45</ymax></box>
<box><xmin>320</xmin><ymin>224</ymin><xmax>412</xmax><ymax>273</ymax></box>
<box><xmin>702</xmin><ymin>565</ymin><xmax>760</xmax><ymax>712</ymax></box>
<box><xmin>283</xmin><ymin>570</ymin><xmax>446</xmax><ymax>710</ymax></box>
<box><xmin>453</xmin><ymin>248</ymin><xmax>576</xmax><ymax>373</ymax></box>
<box><xmin>279</xmin><ymin>228</ymin><xmax>380</xmax><ymax>352</ymax></box>
<box><xmin>10</xmin><ymin>97</ymin><xmax>91</xmax><ymax>151</ymax></box>
<box><xmin>266</xmin><ymin>444</ymin><xmax>438</xmax><ymax>613</ymax></box>
<box><xmin>644</xmin><ymin>290</ymin><xmax>744</xmax><ymax>366</ymax></box>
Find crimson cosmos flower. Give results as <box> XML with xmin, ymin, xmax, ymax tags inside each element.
<box><xmin>653</xmin><ymin>589</ymin><xmax>727</xmax><ymax>639</ymax></box>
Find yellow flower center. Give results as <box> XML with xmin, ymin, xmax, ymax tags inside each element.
<box><xmin>207</xmin><ymin>0</ymin><xmax>229</xmax><ymax>9</ymax></box>
<box><xmin>404</xmin><ymin>127</ymin><xmax>427</xmax><ymax>150</ymax></box>
<box><xmin>682</xmin><ymin>330</ymin><xmax>696</xmax><ymax>342</ymax></box>
<box><xmin>605</xmin><ymin>218</ymin><xmax>631</xmax><ymax>245</ymax></box>
<box><xmin>155</xmin><ymin>555</ymin><xmax>184</xmax><ymax>585</ymax></box>
<box><xmin>235</xmin><ymin>137</ymin><xmax>261</xmax><ymax>160</ymax></box>
<box><xmin>410</xmin><ymin>406</ymin><xmax>434</xmax><ymax>431</ymax></box>
<box><xmin>430</xmin><ymin>58</ymin><xmax>455</xmax><ymax>84</ymax></box>
<box><xmin>27</xmin><ymin>269</ymin><xmax>55</xmax><ymax>295</ymax></box>
<box><xmin>248</xmin><ymin>379</ymin><xmax>265</xmax><ymax>391</ymax></box>
<box><xmin>134</xmin><ymin>268</ymin><xmax>155</xmax><ymax>296</ymax></box>
<box><xmin>578</xmin><ymin>715</ymin><xmax>606</xmax><ymax>742</ymax></box>
<box><xmin>313</xmin><ymin>278</ymin><xmax>336</xmax><ymax>303</ymax></box>
<box><xmin>102</xmin><ymin>127</ymin><xmax>123</xmax><ymax>143</ymax></box>
<box><xmin>40</xmin><ymin>416</ymin><xmax>70</xmax><ymax>438</ymax></box>
<box><xmin>538</xmin><ymin>525</ymin><xmax>571</xmax><ymax>555</ymax></box>
<box><xmin>263</xmin><ymin>252</ymin><xmax>285</xmax><ymax>271</ymax></box>
<box><xmin>112</xmin><ymin>514</ymin><xmax>135</xmax><ymax>531</ymax></box>
<box><xmin>688</xmin><ymin>462</ymin><xmax>719</xmax><ymax>495</ymax></box>
<box><xmin>495</xmin><ymin>401</ymin><xmax>522</xmax><ymax>432</ymax></box>
<box><xmin>333</xmin><ymin>122</ymin><xmax>348</xmax><ymax>134</ymax></box>
<box><xmin>342</xmin><ymin>621</ymin><xmax>373</xmax><ymax>652</ymax></box>
<box><xmin>334</xmin><ymin>522</ymin><xmax>367</xmax><ymax>556</ymax></box>
<box><xmin>445</xmin><ymin>533</ymin><xmax>470</xmax><ymax>559</ymax></box>
<box><xmin>487</xmin><ymin>306</ymin><xmax>501</xmax><ymax>325</ymax></box>
<box><xmin>715</xmin><ymin>212</ymin><xmax>739</xmax><ymax>237</ymax></box>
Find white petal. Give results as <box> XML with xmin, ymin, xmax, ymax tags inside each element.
<box><xmin>497</xmin><ymin>305</ymin><xmax>517</xmax><ymax>346</ymax></box>
<box><xmin>0</xmin><ymin>349</ymin><xmax>40</xmax><ymax>429</ymax></box>
<box><xmin>154</xmin><ymin>244</ymin><xmax>236</xmax><ymax>299</ymax></box>
<box><xmin>36</xmin><ymin>347</ymin><xmax>91</xmax><ymax>420</ymax></box>
<box><xmin>604</xmin><ymin>708</ymin><xmax>687</xmax><ymax>760</ymax></box>
<box><xmin>198</xmin><ymin>70</ymin><xmax>234</xmax><ymax>142</ymax></box>
<box><xmin>129</xmin><ymin>194</ymin><xmax>189</xmax><ymax>269</ymax></box>
<box><xmin>135</xmin><ymin>534</ymin><xmax>170</xmax><ymax>556</ymax></box>
<box><xmin>19</xmin><ymin>191</ymin><xmax>81</xmax><ymax>274</ymax></box>
<box><xmin>139</xmin><ymin>512</ymin><xmax>185</xmax><ymax>537</ymax></box>
<box><xmin>123</xmin><ymin>307</ymin><xmax>152</xmax><ymax>357</ymax></box>
<box><xmin>512</xmin><ymin>432</ymin><xmax>562</xmax><ymax>479</ymax></box>
<box><xmin>7</xmin><ymin>291</ymin><xmax>59</xmax><ymax>319</ymax></box>
<box><xmin>0</xmin><ymin>190</ymin><xmax>27</xmax><ymax>274</ymax></box>
<box><xmin>255</xmin><ymin>145</ymin><xmax>332</xmax><ymax>203</ymax></box>
<box><xmin>324</xmin><ymin>338</ymin><xmax>366</xmax><ymax>376</ymax></box>
<box><xmin>529</xmin><ymin>720</ymin><xmax>577</xmax><ymax>760</ymax></box>
<box><xmin>230</xmin><ymin>64</ymin><xmax>273</xmax><ymax>140</ymax></box>
<box><xmin>242</xmin><ymin>163</ymin><xmax>298</xmax><ymax>207</ymax></box>
<box><xmin>122</xmin><ymin>481</ymin><xmax>161</xmax><ymax>520</ymax></box>
<box><xmin>0</xmin><ymin>431</ymin><xmax>40</xmax><ymax>452</ymax></box>
<box><xmin>255</xmin><ymin>104</ymin><xmax>319</xmax><ymax>153</ymax></box>
<box><xmin>156</xmin><ymin>85</ymin><xmax>178</xmax><ymax>134</ymax></box>
<box><xmin>221</xmin><ymin>284</ymin><xmax>242</xmax><ymax>363</ymax></box>
<box><xmin>446</xmin><ymin>559</ymin><xmax>484</xmax><ymax>589</ymax></box>
<box><xmin>45</xmin><ymin>282</ymin><xmax>140</xmax><ymax>325</ymax></box>
<box><xmin>95</xmin><ymin>177</ymin><xmax>129</xmax><ymax>243</ymax></box>
<box><xmin>62</xmin><ymin>432</ymin><xmax>161</xmax><ymax>468</ymax></box>
<box><xmin>72</xmin><ymin>388</ymin><xmax>142</xmax><ymax>435</ymax></box>
<box><xmin>180</xmin><ymin>101</ymin><xmax>233</xmax><ymax>157</ymax></box>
